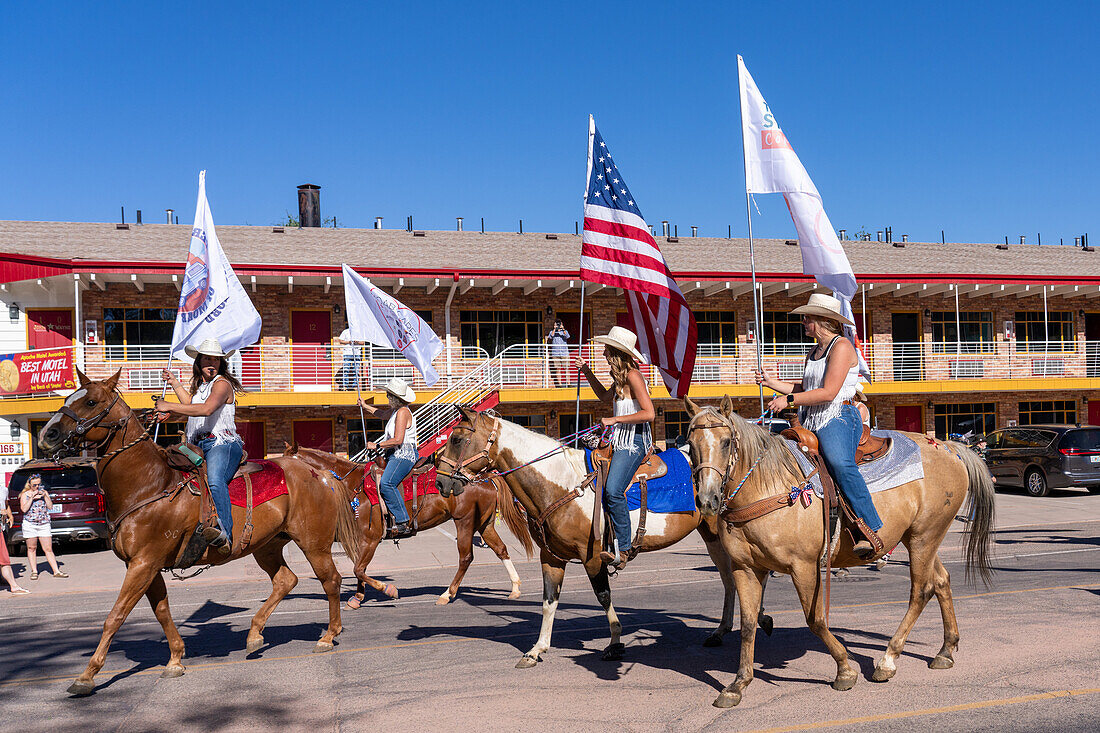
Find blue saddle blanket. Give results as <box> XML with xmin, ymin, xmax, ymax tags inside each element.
<box><xmin>584</xmin><ymin>447</ymin><xmax>696</xmax><ymax>513</ymax></box>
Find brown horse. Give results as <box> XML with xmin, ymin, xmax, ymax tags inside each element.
<box><xmin>685</xmin><ymin>396</ymin><xmax>995</xmax><ymax>708</ymax></box>
<box><xmin>282</xmin><ymin>444</ymin><xmax>531</xmax><ymax>605</ymax></box>
<box><xmin>435</xmin><ymin>407</ymin><xmax>769</xmax><ymax>669</ymax></box>
<box><xmin>36</xmin><ymin>370</ymin><xmax>360</xmax><ymax>696</ymax></box>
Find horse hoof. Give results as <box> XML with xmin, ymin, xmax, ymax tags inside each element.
<box><xmin>246</xmin><ymin>637</ymin><xmax>264</xmax><ymax>654</ymax></box>
<box><xmin>508</xmin><ymin>586</ymin><xmax>522</xmax><ymax>600</ymax></box>
<box><xmin>383</xmin><ymin>584</ymin><xmax>399</xmax><ymax>600</ymax></box>
<box><xmin>160</xmin><ymin>665</ymin><xmax>185</xmax><ymax>679</ymax></box>
<box><xmin>436</xmin><ymin>593</ymin><xmax>452</xmax><ymax>606</ymax></box>
<box><xmin>602</xmin><ymin>642</ymin><xmax>625</xmax><ymax>661</ymax></box>
<box><xmin>760</xmin><ymin>615</ymin><xmax>774</xmax><ymax>637</ymax></box>
<box><xmin>929</xmin><ymin>655</ymin><xmax>954</xmax><ymax>670</ymax></box>
<box><xmin>702</xmin><ymin>633</ymin><xmax>723</xmax><ymax>648</ymax></box>
<box><xmin>832</xmin><ymin>674</ymin><xmax>858</xmax><ymax>691</ymax></box>
<box><xmin>313</xmin><ymin>641</ymin><xmax>335</xmax><ymax>654</ymax></box>
<box><xmin>67</xmin><ymin>680</ymin><xmax>95</xmax><ymax>697</ymax></box>
<box><xmin>713</xmin><ymin>690</ymin><xmax>741</xmax><ymax>708</ymax></box>
<box><xmin>515</xmin><ymin>654</ymin><xmax>539</xmax><ymax>669</ymax></box>
<box><xmin>871</xmin><ymin>666</ymin><xmax>896</xmax><ymax>682</ymax></box>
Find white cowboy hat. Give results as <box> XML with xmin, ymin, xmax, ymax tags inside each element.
<box><xmin>383</xmin><ymin>377</ymin><xmax>416</xmax><ymax>403</ymax></box>
<box><xmin>184</xmin><ymin>337</ymin><xmax>236</xmax><ymax>360</ymax></box>
<box><xmin>789</xmin><ymin>293</ymin><xmax>856</xmax><ymax>328</ymax></box>
<box><xmin>592</xmin><ymin>326</ymin><xmax>646</xmax><ymax>364</ymax></box>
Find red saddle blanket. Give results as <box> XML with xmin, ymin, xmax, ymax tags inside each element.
<box><xmin>362</xmin><ymin>466</ymin><xmax>439</xmax><ymax>506</ymax></box>
<box><xmin>228</xmin><ymin>460</ymin><xmax>289</xmax><ymax>507</ymax></box>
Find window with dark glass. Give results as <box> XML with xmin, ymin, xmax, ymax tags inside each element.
<box><xmin>1018</xmin><ymin>400</ymin><xmax>1077</xmax><ymax>426</ymax></box>
<box><xmin>154</xmin><ymin>421</ymin><xmax>187</xmax><ymax>448</ymax></box>
<box><xmin>504</xmin><ymin>414</ymin><xmax>547</xmax><ymax>435</ymax></box>
<box><xmin>1014</xmin><ymin>311</ymin><xmax>1074</xmax><ymax>353</ymax></box>
<box><xmin>558</xmin><ymin>413</ymin><xmax>592</xmax><ymax>442</ymax></box>
<box><xmin>663</xmin><ymin>410</ymin><xmax>690</xmax><ymax>447</ymax></box>
<box><xmin>103</xmin><ymin>308</ymin><xmax>175</xmax><ymax>359</ymax></box>
<box><xmin>933</xmin><ymin>402</ymin><xmax>995</xmax><ymax>440</ymax></box>
<box><xmin>762</xmin><ymin>311</ymin><xmax>812</xmax><ymax>356</ymax></box>
<box><xmin>460</xmin><ymin>310</ymin><xmax>543</xmax><ymax>356</ymax></box>
<box><xmin>695</xmin><ymin>312</ymin><xmax>738</xmax><ymax>356</ymax></box>
<box><xmin>930</xmin><ymin>312</ymin><xmax>995</xmax><ymax>354</ymax></box>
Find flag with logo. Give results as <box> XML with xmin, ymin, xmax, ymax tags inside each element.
<box><xmin>170</xmin><ymin>171</ymin><xmax>262</xmax><ymax>359</ymax></box>
<box><xmin>579</xmin><ymin>116</ymin><xmax>697</xmax><ymax>397</ymax></box>
<box><xmin>738</xmin><ymin>56</ymin><xmax>869</xmax><ymax>374</ymax></box>
<box><xmin>342</xmin><ymin>263</ymin><xmax>444</xmax><ymax>386</ymax></box>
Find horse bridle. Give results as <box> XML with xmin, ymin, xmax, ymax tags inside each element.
<box><xmin>435</xmin><ymin>419</ymin><xmax>500</xmax><ymax>485</ymax></box>
<box><xmin>52</xmin><ymin>390</ymin><xmax>132</xmax><ymax>458</ymax></box>
<box><xmin>687</xmin><ymin>408</ymin><xmax>739</xmax><ymax>501</ymax></box>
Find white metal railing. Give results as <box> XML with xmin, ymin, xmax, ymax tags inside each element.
<box><xmin>6</xmin><ymin>339</ymin><xmax>1100</xmax><ymax>401</ymax></box>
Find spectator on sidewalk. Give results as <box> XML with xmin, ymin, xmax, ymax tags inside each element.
<box><xmin>1</xmin><ymin>481</ymin><xmax>29</xmax><ymax>594</ymax></box>
<box><xmin>19</xmin><ymin>474</ymin><xmax>67</xmax><ymax>580</ymax></box>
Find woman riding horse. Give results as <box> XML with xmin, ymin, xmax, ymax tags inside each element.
<box><xmin>357</xmin><ymin>377</ymin><xmax>418</xmax><ymax>539</ymax></box>
<box><xmin>156</xmin><ymin>337</ymin><xmax>244</xmax><ymax>554</ymax></box>
<box><xmin>755</xmin><ymin>293</ymin><xmax>883</xmax><ymax>557</ymax></box>
<box><xmin>575</xmin><ymin>326</ymin><xmax>655</xmax><ymax>570</ymax></box>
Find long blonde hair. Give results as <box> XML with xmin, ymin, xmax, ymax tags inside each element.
<box><xmin>606</xmin><ymin>348</ymin><xmax>638</xmax><ymax>399</ymax></box>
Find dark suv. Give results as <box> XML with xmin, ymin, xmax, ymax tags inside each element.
<box><xmin>983</xmin><ymin>425</ymin><xmax>1100</xmax><ymax>497</ymax></box>
<box><xmin>5</xmin><ymin>459</ymin><xmax>108</xmax><ymax>549</ymax></box>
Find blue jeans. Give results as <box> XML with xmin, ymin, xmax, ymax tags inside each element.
<box><xmin>379</xmin><ymin>455</ymin><xmax>415</xmax><ymax>524</ymax></box>
<box><xmin>816</xmin><ymin>405</ymin><xmax>883</xmax><ymax>532</ymax></box>
<box><xmin>603</xmin><ymin>434</ymin><xmax>648</xmax><ymax>554</ymax></box>
<box><xmin>341</xmin><ymin>354</ymin><xmax>360</xmax><ymax>390</ymax></box>
<box><xmin>198</xmin><ymin>437</ymin><xmax>243</xmax><ymax>538</ymax></box>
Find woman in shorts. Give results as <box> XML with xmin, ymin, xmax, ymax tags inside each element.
<box><xmin>19</xmin><ymin>474</ymin><xmax>67</xmax><ymax>580</ymax></box>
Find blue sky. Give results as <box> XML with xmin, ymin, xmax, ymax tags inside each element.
<box><xmin>2</xmin><ymin>2</ymin><xmax>1097</xmax><ymax>245</ymax></box>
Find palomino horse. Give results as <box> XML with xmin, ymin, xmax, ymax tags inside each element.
<box><xmin>37</xmin><ymin>370</ymin><xmax>360</xmax><ymax>696</ymax></box>
<box><xmin>435</xmin><ymin>407</ymin><xmax>770</xmax><ymax>669</ymax></box>
<box><xmin>685</xmin><ymin>396</ymin><xmax>995</xmax><ymax>708</ymax></box>
<box><xmin>282</xmin><ymin>444</ymin><xmax>530</xmax><ymax>605</ymax></box>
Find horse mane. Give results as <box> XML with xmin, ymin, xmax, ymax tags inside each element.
<box><xmin>691</xmin><ymin>406</ymin><xmax>802</xmax><ymax>485</ymax></box>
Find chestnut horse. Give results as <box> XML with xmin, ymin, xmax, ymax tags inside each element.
<box><xmin>281</xmin><ymin>444</ymin><xmax>531</xmax><ymax>605</ymax></box>
<box><xmin>37</xmin><ymin>370</ymin><xmax>360</xmax><ymax>696</ymax></box>
<box><xmin>685</xmin><ymin>396</ymin><xmax>995</xmax><ymax>708</ymax></box>
<box><xmin>435</xmin><ymin>407</ymin><xmax>770</xmax><ymax>669</ymax></box>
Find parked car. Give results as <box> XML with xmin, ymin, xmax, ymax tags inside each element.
<box><xmin>982</xmin><ymin>425</ymin><xmax>1100</xmax><ymax>497</ymax></box>
<box><xmin>5</xmin><ymin>458</ymin><xmax>108</xmax><ymax>550</ymax></box>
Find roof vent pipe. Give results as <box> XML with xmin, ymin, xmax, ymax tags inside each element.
<box><xmin>838</xmin><ymin>228</ymin><xmax>846</xmax><ymax>240</ymax></box>
<box><xmin>902</xmin><ymin>234</ymin><xmax>908</xmax><ymax>242</ymax></box>
<box><xmin>136</xmin><ymin>210</ymin><xmax>142</xmax><ymax>226</ymax></box>
<box><xmin>1019</xmin><ymin>235</ymin><xmax>1026</xmax><ymax>244</ymax></box>
<box><xmin>456</xmin><ymin>217</ymin><xmax>463</xmax><ymax>232</ymax></box>
<box><xmin>1075</xmin><ymin>237</ymin><xmax>1081</xmax><ymax>247</ymax></box>
<box><xmin>297</xmin><ymin>184</ymin><xmax>321</xmax><ymax>227</ymax></box>
<box><xmin>375</xmin><ymin>217</ymin><xmax>383</xmax><ymax>230</ymax></box>
<box><xmin>877</xmin><ymin>230</ymin><xmax>883</xmax><ymax>242</ymax></box>
<box><xmin>661</xmin><ymin>221</ymin><xmax>669</xmax><ymax>237</ymax></box>
<box><xmin>166</xmin><ymin>209</ymin><xmax>174</xmax><ymax>224</ymax></box>
<box><xmin>691</xmin><ymin>226</ymin><xmax>698</xmax><ymax>237</ymax></box>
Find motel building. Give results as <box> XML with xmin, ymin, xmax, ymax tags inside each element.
<box><xmin>2</xmin><ymin>207</ymin><xmax>1099</xmax><ymax>484</ymax></box>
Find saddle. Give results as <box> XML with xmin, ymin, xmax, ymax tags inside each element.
<box><xmin>777</xmin><ymin>425</ymin><xmax>890</xmax><ymax>466</ymax></box>
<box><xmin>585</xmin><ymin>442</ymin><xmax>666</xmax><ymax>561</ymax></box>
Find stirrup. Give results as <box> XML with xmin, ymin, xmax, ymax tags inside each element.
<box><xmin>386</xmin><ymin>522</ymin><xmax>416</xmax><ymax>540</ymax></box>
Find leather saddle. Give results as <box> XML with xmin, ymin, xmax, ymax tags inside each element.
<box><xmin>585</xmin><ymin>442</ymin><xmax>665</xmax><ymax>561</ymax></box>
<box><xmin>163</xmin><ymin>442</ymin><xmax>260</xmax><ymax>478</ymax></box>
<box><xmin>588</xmin><ymin>443</ymin><xmax>668</xmax><ymax>483</ymax></box>
<box><xmin>780</xmin><ymin>425</ymin><xmax>890</xmax><ymax>466</ymax></box>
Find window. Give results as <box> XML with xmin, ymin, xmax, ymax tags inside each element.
<box><xmin>460</xmin><ymin>310</ymin><xmax>543</xmax><ymax>356</ymax></box>
<box><xmin>1019</xmin><ymin>400</ymin><xmax>1077</xmax><ymax>426</ymax></box>
<box><xmin>695</xmin><ymin>312</ymin><xmax>738</xmax><ymax>356</ymax></box>
<box><xmin>1015</xmin><ymin>311</ymin><xmax>1074</xmax><ymax>353</ymax></box>
<box><xmin>933</xmin><ymin>402</ymin><xmax>995</xmax><ymax>440</ymax></box>
<box><xmin>663</xmin><ymin>410</ymin><xmax>690</xmax><ymax>447</ymax></box>
<box><xmin>762</xmin><ymin>311</ymin><xmax>812</xmax><ymax>356</ymax></box>
<box><xmin>104</xmin><ymin>308</ymin><xmax>175</xmax><ymax>359</ymax></box>
<box><xmin>504</xmin><ymin>414</ymin><xmax>547</xmax><ymax>435</ymax></box>
<box><xmin>999</xmin><ymin>428</ymin><xmax>1057</xmax><ymax>449</ymax></box>
<box><xmin>558</xmin><ymin>413</ymin><xmax>592</xmax><ymax>443</ymax></box>
<box><xmin>930</xmin><ymin>312</ymin><xmax>995</xmax><ymax>354</ymax></box>
<box><xmin>347</xmin><ymin>418</ymin><xmax>386</xmax><ymax>458</ymax></box>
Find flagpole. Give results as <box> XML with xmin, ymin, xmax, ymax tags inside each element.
<box><xmin>574</xmin><ymin>114</ymin><xmax>596</xmax><ymax>446</ymax></box>
<box><xmin>355</xmin><ymin>344</ymin><xmax>369</xmax><ymax>462</ymax></box>
<box><xmin>738</xmin><ymin>57</ymin><xmax>766</xmax><ymax>417</ymax></box>
<box><xmin>153</xmin><ymin>355</ymin><xmax>174</xmax><ymax>443</ymax></box>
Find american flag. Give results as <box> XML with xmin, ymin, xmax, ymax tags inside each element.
<box><xmin>579</xmin><ymin>118</ymin><xmax>697</xmax><ymax>398</ymax></box>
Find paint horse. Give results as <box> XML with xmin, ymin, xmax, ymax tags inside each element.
<box><xmin>283</xmin><ymin>444</ymin><xmax>531</xmax><ymax>606</ymax></box>
<box><xmin>685</xmin><ymin>396</ymin><xmax>995</xmax><ymax>708</ymax></box>
<box><xmin>435</xmin><ymin>407</ymin><xmax>770</xmax><ymax>669</ymax></box>
<box><xmin>37</xmin><ymin>370</ymin><xmax>360</xmax><ymax>696</ymax></box>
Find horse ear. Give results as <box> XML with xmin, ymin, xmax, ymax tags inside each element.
<box><xmin>283</xmin><ymin>441</ymin><xmax>296</xmax><ymax>455</ymax></box>
<box><xmin>720</xmin><ymin>395</ymin><xmax>734</xmax><ymax>418</ymax></box>
<box><xmin>457</xmin><ymin>406</ymin><xmax>478</xmax><ymax>424</ymax></box>
<box><xmin>103</xmin><ymin>368</ymin><xmax>122</xmax><ymax>392</ymax></box>
<box><xmin>684</xmin><ymin>396</ymin><xmax>700</xmax><ymax>417</ymax></box>
<box><xmin>75</xmin><ymin>368</ymin><xmax>91</xmax><ymax>387</ymax></box>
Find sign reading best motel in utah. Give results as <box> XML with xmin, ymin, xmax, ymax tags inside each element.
<box><xmin>0</xmin><ymin>349</ymin><xmax>75</xmax><ymax>395</ymax></box>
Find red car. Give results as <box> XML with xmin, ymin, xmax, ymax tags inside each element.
<box><xmin>5</xmin><ymin>459</ymin><xmax>108</xmax><ymax>551</ymax></box>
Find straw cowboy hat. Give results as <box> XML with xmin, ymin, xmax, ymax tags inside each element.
<box><xmin>383</xmin><ymin>377</ymin><xmax>416</xmax><ymax>403</ymax></box>
<box><xmin>592</xmin><ymin>326</ymin><xmax>646</xmax><ymax>364</ymax></box>
<box><xmin>184</xmin><ymin>337</ymin><xmax>236</xmax><ymax>360</ymax></box>
<box><xmin>789</xmin><ymin>293</ymin><xmax>856</xmax><ymax>328</ymax></box>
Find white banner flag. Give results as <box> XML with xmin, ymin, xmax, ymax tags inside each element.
<box><xmin>738</xmin><ymin>55</ymin><xmax>868</xmax><ymax>373</ymax></box>
<box><xmin>170</xmin><ymin>171</ymin><xmax>262</xmax><ymax>359</ymax></box>
<box><xmin>341</xmin><ymin>263</ymin><xmax>444</xmax><ymax>386</ymax></box>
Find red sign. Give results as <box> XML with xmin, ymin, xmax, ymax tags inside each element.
<box><xmin>0</xmin><ymin>348</ymin><xmax>76</xmax><ymax>395</ymax></box>
<box><xmin>761</xmin><ymin>129</ymin><xmax>792</xmax><ymax>150</ymax></box>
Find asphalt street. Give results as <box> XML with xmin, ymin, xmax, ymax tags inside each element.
<box><xmin>1</xmin><ymin>490</ymin><xmax>1098</xmax><ymax>733</ymax></box>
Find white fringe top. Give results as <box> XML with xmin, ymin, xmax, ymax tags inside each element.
<box><xmin>385</xmin><ymin>408</ymin><xmax>419</xmax><ymax>462</ymax></box>
<box><xmin>612</xmin><ymin>398</ymin><xmax>652</xmax><ymax>454</ymax></box>
<box><xmin>799</xmin><ymin>336</ymin><xmax>859</xmax><ymax>432</ymax></box>
<box><xmin>186</xmin><ymin>376</ymin><xmax>240</xmax><ymax>444</ymax></box>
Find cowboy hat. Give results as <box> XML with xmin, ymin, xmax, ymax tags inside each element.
<box><xmin>592</xmin><ymin>326</ymin><xmax>646</xmax><ymax>364</ymax></box>
<box><xmin>383</xmin><ymin>377</ymin><xmax>416</xmax><ymax>403</ymax></box>
<box><xmin>184</xmin><ymin>337</ymin><xmax>236</xmax><ymax>360</ymax></box>
<box><xmin>789</xmin><ymin>293</ymin><xmax>856</xmax><ymax>328</ymax></box>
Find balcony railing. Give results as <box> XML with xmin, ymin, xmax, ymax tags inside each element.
<box><xmin>4</xmin><ymin>339</ymin><xmax>1100</xmax><ymax>400</ymax></box>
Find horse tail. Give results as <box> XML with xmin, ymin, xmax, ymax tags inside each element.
<box><xmin>492</xmin><ymin>477</ymin><xmax>534</xmax><ymax>558</ymax></box>
<box><xmin>952</xmin><ymin>443</ymin><xmax>996</xmax><ymax>586</ymax></box>
<box><xmin>332</xmin><ymin>477</ymin><xmax>363</xmax><ymax>563</ymax></box>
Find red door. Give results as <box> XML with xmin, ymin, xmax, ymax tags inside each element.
<box><xmin>1089</xmin><ymin>401</ymin><xmax>1100</xmax><ymax>427</ymax></box>
<box><xmin>290</xmin><ymin>310</ymin><xmax>332</xmax><ymax>388</ymax></box>
<box><xmin>236</xmin><ymin>421</ymin><xmax>266</xmax><ymax>459</ymax></box>
<box><xmin>895</xmin><ymin>405</ymin><xmax>923</xmax><ymax>433</ymax></box>
<box><xmin>27</xmin><ymin>309</ymin><xmax>74</xmax><ymax>349</ymax></box>
<box><xmin>293</xmin><ymin>419</ymin><xmax>333</xmax><ymax>452</ymax></box>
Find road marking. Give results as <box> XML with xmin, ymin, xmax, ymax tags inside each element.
<box><xmin>2</xmin><ymin>580</ymin><xmax>1096</xmax><ymax>689</ymax></box>
<box><xmin>741</xmin><ymin>687</ymin><xmax>1100</xmax><ymax>732</ymax></box>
